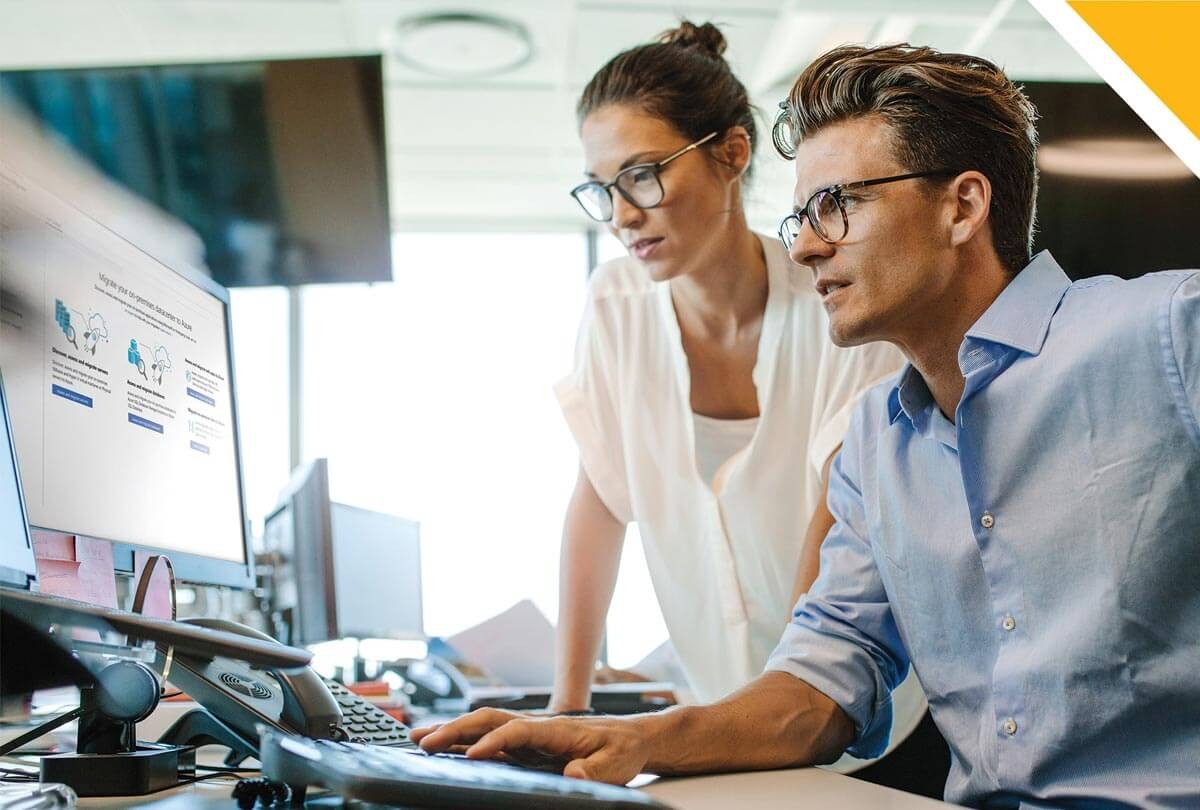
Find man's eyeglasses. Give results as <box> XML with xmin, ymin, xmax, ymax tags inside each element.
<box><xmin>778</xmin><ymin>170</ymin><xmax>959</xmax><ymax>249</ymax></box>
<box><xmin>570</xmin><ymin>132</ymin><xmax>720</xmax><ymax>222</ymax></box>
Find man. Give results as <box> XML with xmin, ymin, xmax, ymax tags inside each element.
<box><xmin>414</xmin><ymin>44</ymin><xmax>1200</xmax><ymax>808</ymax></box>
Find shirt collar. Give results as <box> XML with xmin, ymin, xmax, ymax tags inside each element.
<box><xmin>887</xmin><ymin>364</ymin><xmax>931</xmax><ymax>427</ymax></box>
<box><xmin>964</xmin><ymin>250</ymin><xmax>1071</xmax><ymax>357</ymax></box>
<box><xmin>887</xmin><ymin>251</ymin><xmax>1072</xmax><ymax>430</ymax></box>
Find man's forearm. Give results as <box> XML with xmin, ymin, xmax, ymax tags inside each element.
<box><xmin>633</xmin><ymin>671</ymin><xmax>854</xmax><ymax>775</ymax></box>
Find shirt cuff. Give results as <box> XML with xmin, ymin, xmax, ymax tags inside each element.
<box><xmin>764</xmin><ymin>619</ymin><xmax>895</xmax><ymax>759</ymax></box>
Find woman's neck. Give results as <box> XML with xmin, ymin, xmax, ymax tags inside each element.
<box><xmin>669</xmin><ymin>225</ymin><xmax>768</xmax><ymax>345</ymax></box>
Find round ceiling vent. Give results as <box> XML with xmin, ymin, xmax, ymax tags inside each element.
<box><xmin>393</xmin><ymin>12</ymin><xmax>533</xmax><ymax>79</ymax></box>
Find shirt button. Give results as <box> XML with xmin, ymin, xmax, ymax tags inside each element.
<box><xmin>1002</xmin><ymin>615</ymin><xmax>1016</xmax><ymax>632</ymax></box>
<box><xmin>980</xmin><ymin>512</ymin><xmax>995</xmax><ymax>529</ymax></box>
<box><xmin>1002</xmin><ymin>718</ymin><xmax>1018</xmax><ymax>736</ymax></box>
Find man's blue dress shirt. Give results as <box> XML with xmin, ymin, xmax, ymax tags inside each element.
<box><xmin>766</xmin><ymin>252</ymin><xmax>1200</xmax><ymax>808</ymax></box>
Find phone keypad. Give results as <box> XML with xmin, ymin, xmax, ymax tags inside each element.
<box><xmin>321</xmin><ymin>676</ymin><xmax>416</xmax><ymax>748</ymax></box>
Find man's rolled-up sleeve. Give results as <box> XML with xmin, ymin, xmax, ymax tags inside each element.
<box><xmin>765</xmin><ymin>402</ymin><xmax>909</xmax><ymax>759</ymax></box>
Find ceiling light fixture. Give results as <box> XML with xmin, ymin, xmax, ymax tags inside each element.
<box><xmin>392</xmin><ymin>11</ymin><xmax>533</xmax><ymax>79</ymax></box>
<box><xmin>1038</xmin><ymin>137</ymin><xmax>1193</xmax><ymax>181</ymax></box>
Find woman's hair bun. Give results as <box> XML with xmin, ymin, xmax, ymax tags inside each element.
<box><xmin>659</xmin><ymin>20</ymin><xmax>727</xmax><ymax>59</ymax></box>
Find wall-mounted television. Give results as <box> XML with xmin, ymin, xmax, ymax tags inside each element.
<box><xmin>1</xmin><ymin>54</ymin><xmax>392</xmax><ymax>288</ymax></box>
<box><xmin>1025</xmin><ymin>81</ymin><xmax>1200</xmax><ymax>281</ymax></box>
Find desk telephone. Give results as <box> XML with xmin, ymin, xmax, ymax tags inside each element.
<box><xmin>155</xmin><ymin>618</ymin><xmax>414</xmax><ymax>763</ymax></box>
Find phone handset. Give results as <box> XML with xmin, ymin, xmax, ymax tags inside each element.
<box><xmin>170</xmin><ymin>617</ymin><xmax>341</xmax><ymax>740</ymax></box>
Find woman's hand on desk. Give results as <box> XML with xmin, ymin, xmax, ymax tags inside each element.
<box><xmin>593</xmin><ymin>666</ymin><xmax>648</xmax><ymax>685</ymax></box>
<box><xmin>411</xmin><ymin>708</ymin><xmax>651</xmax><ymax>786</ymax></box>
<box><xmin>593</xmin><ymin>666</ymin><xmax>677</xmax><ymax>705</ymax></box>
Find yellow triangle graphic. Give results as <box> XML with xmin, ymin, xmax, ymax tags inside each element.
<box><xmin>1069</xmin><ymin>1</ymin><xmax>1200</xmax><ymax>139</ymax></box>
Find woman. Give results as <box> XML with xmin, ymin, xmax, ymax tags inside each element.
<box><xmin>549</xmin><ymin>20</ymin><xmax>920</xmax><ymax>771</ymax></box>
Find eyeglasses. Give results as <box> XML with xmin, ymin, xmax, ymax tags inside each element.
<box><xmin>777</xmin><ymin>170</ymin><xmax>958</xmax><ymax>250</ymax></box>
<box><xmin>570</xmin><ymin>132</ymin><xmax>720</xmax><ymax>222</ymax></box>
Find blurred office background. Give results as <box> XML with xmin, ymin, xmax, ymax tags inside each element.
<box><xmin>1</xmin><ymin>0</ymin><xmax>1196</xmax><ymax>668</ymax></box>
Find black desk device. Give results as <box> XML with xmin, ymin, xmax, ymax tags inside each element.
<box><xmin>156</xmin><ymin>618</ymin><xmax>414</xmax><ymax>764</ymax></box>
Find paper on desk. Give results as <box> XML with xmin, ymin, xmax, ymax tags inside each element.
<box><xmin>446</xmin><ymin>599</ymin><xmax>556</xmax><ymax>687</ymax></box>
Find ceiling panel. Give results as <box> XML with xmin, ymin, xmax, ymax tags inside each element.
<box><xmin>567</xmin><ymin>7</ymin><xmax>778</xmax><ymax>87</ymax></box>
<box><xmin>0</xmin><ymin>2</ymin><xmax>141</xmax><ymax>69</ymax></box>
<box><xmin>982</xmin><ymin>23</ymin><xmax>1097</xmax><ymax>81</ymax></box>
<box><xmin>385</xmin><ymin>86</ymin><xmax>578</xmax><ymax>150</ymax></box>
<box><xmin>388</xmin><ymin>150</ymin><xmax>581</xmax><ymax>181</ymax></box>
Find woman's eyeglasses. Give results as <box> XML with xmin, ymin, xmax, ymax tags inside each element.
<box><xmin>570</xmin><ymin>132</ymin><xmax>720</xmax><ymax>222</ymax></box>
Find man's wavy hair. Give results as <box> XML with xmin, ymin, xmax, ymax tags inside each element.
<box><xmin>774</xmin><ymin>44</ymin><xmax>1039</xmax><ymax>275</ymax></box>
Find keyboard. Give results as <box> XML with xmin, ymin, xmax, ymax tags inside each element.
<box><xmin>320</xmin><ymin>676</ymin><xmax>416</xmax><ymax>748</ymax></box>
<box><xmin>259</xmin><ymin>728</ymin><xmax>670</xmax><ymax>809</ymax></box>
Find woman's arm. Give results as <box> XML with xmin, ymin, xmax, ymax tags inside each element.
<box><xmin>549</xmin><ymin>464</ymin><xmax>627</xmax><ymax>713</ymax></box>
<box><xmin>790</xmin><ymin>450</ymin><xmax>838</xmax><ymax>608</ymax></box>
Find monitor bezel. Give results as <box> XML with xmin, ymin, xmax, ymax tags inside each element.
<box><xmin>20</xmin><ymin>220</ymin><xmax>256</xmax><ymax>589</ymax></box>
<box><xmin>0</xmin><ymin>370</ymin><xmax>37</xmax><ymax>589</ymax></box>
<box><xmin>262</xmin><ymin>458</ymin><xmax>338</xmax><ymax>645</ymax></box>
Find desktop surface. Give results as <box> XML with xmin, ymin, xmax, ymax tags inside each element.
<box><xmin>67</xmin><ymin>760</ymin><xmax>955</xmax><ymax>809</ymax></box>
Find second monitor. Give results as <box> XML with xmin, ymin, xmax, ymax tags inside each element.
<box><xmin>264</xmin><ymin>459</ymin><xmax>423</xmax><ymax>647</ymax></box>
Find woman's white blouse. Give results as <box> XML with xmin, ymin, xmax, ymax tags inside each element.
<box><xmin>691</xmin><ymin>413</ymin><xmax>759</xmax><ymax>489</ymax></box>
<box><xmin>554</xmin><ymin>233</ymin><xmax>906</xmax><ymax>703</ymax></box>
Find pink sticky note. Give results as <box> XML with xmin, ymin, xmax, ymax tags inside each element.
<box><xmin>31</xmin><ymin>531</ymin><xmax>119</xmax><ymax>608</ymax></box>
<box><xmin>73</xmin><ymin>536</ymin><xmax>118</xmax><ymax>609</ymax></box>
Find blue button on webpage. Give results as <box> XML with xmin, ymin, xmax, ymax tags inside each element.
<box><xmin>186</xmin><ymin>387</ymin><xmax>215</xmax><ymax>406</ymax></box>
<box><xmin>51</xmin><ymin>384</ymin><xmax>93</xmax><ymax>408</ymax></box>
<box><xmin>128</xmin><ymin>413</ymin><xmax>163</xmax><ymax>433</ymax></box>
<box><xmin>190</xmin><ymin>440</ymin><xmax>209</xmax><ymax>454</ymax></box>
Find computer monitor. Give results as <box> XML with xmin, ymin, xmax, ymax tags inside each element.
<box><xmin>264</xmin><ymin>459</ymin><xmax>336</xmax><ymax>645</ymax></box>
<box><xmin>1</xmin><ymin>55</ymin><xmax>392</xmax><ymax>289</ymax></box>
<box><xmin>329</xmin><ymin>502</ymin><xmax>423</xmax><ymax>642</ymax></box>
<box><xmin>264</xmin><ymin>459</ymin><xmax>423</xmax><ymax>646</ymax></box>
<box><xmin>0</xmin><ymin>372</ymin><xmax>38</xmax><ymax>590</ymax></box>
<box><xmin>0</xmin><ymin>156</ymin><xmax>255</xmax><ymax>588</ymax></box>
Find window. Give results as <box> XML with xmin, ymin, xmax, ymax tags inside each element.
<box><xmin>232</xmin><ymin>231</ymin><xmax>668</xmax><ymax>670</ymax></box>
<box><xmin>228</xmin><ymin>286</ymin><xmax>290</xmax><ymax>545</ymax></box>
<box><xmin>300</xmin><ymin>233</ymin><xmax>592</xmax><ymax>644</ymax></box>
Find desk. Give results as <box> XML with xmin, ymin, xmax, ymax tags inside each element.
<box><xmin>71</xmin><ymin>763</ymin><xmax>954</xmax><ymax>809</ymax></box>
<box><xmin>642</xmin><ymin>769</ymin><xmax>954</xmax><ymax>809</ymax></box>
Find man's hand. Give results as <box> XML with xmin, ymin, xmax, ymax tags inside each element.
<box><xmin>413</xmin><ymin>673</ymin><xmax>853</xmax><ymax>786</ymax></box>
<box><xmin>411</xmin><ymin>708</ymin><xmax>650</xmax><ymax>785</ymax></box>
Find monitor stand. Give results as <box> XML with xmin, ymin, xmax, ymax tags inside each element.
<box><xmin>12</xmin><ymin>679</ymin><xmax>196</xmax><ymax>797</ymax></box>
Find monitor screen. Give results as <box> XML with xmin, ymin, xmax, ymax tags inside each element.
<box><xmin>0</xmin><ymin>157</ymin><xmax>253</xmax><ymax>587</ymax></box>
<box><xmin>330</xmin><ymin>503</ymin><xmax>422</xmax><ymax>642</ymax></box>
<box><xmin>0</xmin><ymin>55</ymin><xmax>391</xmax><ymax>288</ymax></box>
<box><xmin>264</xmin><ymin>459</ymin><xmax>423</xmax><ymax>645</ymax></box>
<box><xmin>0</xmin><ymin>372</ymin><xmax>37</xmax><ymax>589</ymax></box>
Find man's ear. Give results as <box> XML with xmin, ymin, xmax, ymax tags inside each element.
<box><xmin>948</xmin><ymin>170</ymin><xmax>991</xmax><ymax>247</ymax></box>
<box><xmin>713</xmin><ymin>126</ymin><xmax>752</xmax><ymax>181</ymax></box>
